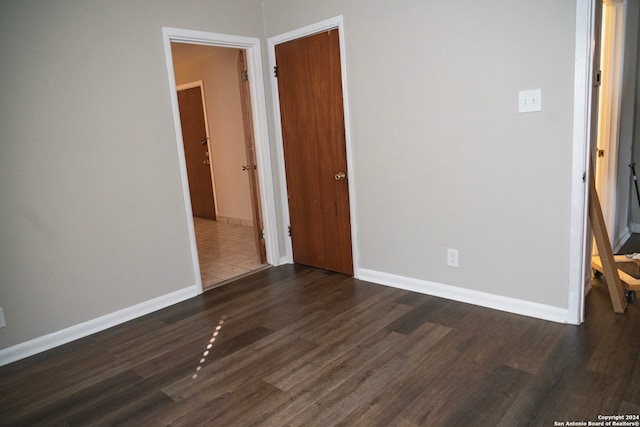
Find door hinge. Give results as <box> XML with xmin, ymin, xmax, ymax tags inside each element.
<box><xmin>288</xmin><ymin>225</ymin><xmax>291</xmax><ymax>236</ymax></box>
<box><xmin>241</xmin><ymin>70</ymin><xmax>249</xmax><ymax>82</ymax></box>
<box><xmin>597</xmin><ymin>149</ymin><xmax>605</xmax><ymax>158</ymax></box>
<box><xmin>582</xmin><ymin>172</ymin><xmax>586</xmax><ymax>182</ymax></box>
<box><xmin>594</xmin><ymin>69</ymin><xmax>602</xmax><ymax>87</ymax></box>
<box><xmin>274</xmin><ymin>66</ymin><xmax>278</xmax><ymax>78</ymax></box>
<box><xmin>259</xmin><ymin>229</ymin><xmax>265</xmax><ymax>239</ymax></box>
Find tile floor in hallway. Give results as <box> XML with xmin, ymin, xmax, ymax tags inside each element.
<box><xmin>193</xmin><ymin>217</ymin><xmax>266</xmax><ymax>289</ymax></box>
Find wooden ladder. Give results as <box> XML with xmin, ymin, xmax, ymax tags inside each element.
<box><xmin>589</xmin><ymin>160</ymin><xmax>627</xmax><ymax>313</ymax></box>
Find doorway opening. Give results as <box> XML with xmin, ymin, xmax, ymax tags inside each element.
<box><xmin>173</xmin><ymin>45</ymin><xmax>266</xmax><ymax>289</ymax></box>
<box><xmin>162</xmin><ymin>28</ymin><xmax>277</xmax><ymax>293</ymax></box>
<box><xmin>582</xmin><ymin>0</ymin><xmax>640</xmax><ymax>314</ymax></box>
<box><xmin>593</xmin><ymin>0</ymin><xmax>631</xmax><ymax>254</ymax></box>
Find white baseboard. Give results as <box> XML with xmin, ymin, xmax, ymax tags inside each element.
<box><xmin>216</xmin><ymin>216</ymin><xmax>254</xmax><ymax>226</ymax></box>
<box><xmin>630</xmin><ymin>223</ymin><xmax>640</xmax><ymax>234</ymax></box>
<box><xmin>277</xmin><ymin>257</ymin><xmax>292</xmax><ymax>266</ymax></box>
<box><xmin>0</xmin><ymin>286</ymin><xmax>199</xmax><ymax>367</ymax></box>
<box><xmin>614</xmin><ymin>227</ymin><xmax>631</xmax><ymax>253</ymax></box>
<box><xmin>357</xmin><ymin>269</ymin><xmax>569</xmax><ymax>324</ymax></box>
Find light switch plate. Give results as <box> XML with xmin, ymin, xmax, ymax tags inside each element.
<box><xmin>518</xmin><ymin>89</ymin><xmax>542</xmax><ymax>113</ymax></box>
<box><xmin>447</xmin><ymin>249</ymin><xmax>459</xmax><ymax>267</ymax></box>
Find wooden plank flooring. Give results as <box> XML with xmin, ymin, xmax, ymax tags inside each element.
<box><xmin>1</xmin><ymin>265</ymin><xmax>639</xmax><ymax>426</ymax></box>
<box><xmin>618</xmin><ymin>233</ymin><xmax>640</xmax><ymax>254</ymax></box>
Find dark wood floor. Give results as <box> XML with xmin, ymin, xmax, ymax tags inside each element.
<box><xmin>619</xmin><ymin>233</ymin><xmax>640</xmax><ymax>255</ymax></box>
<box><xmin>1</xmin><ymin>265</ymin><xmax>639</xmax><ymax>426</ymax></box>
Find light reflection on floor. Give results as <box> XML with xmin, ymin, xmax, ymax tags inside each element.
<box><xmin>192</xmin><ymin>317</ymin><xmax>226</xmax><ymax>380</ymax></box>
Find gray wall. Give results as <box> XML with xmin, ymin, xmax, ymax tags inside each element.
<box><xmin>0</xmin><ymin>0</ymin><xmax>265</xmax><ymax>350</ymax></box>
<box><xmin>1</xmin><ymin>0</ymin><xmax>582</xmax><ymax>354</ymax></box>
<box><xmin>625</xmin><ymin>0</ymin><xmax>640</xmax><ymax>227</ymax></box>
<box><xmin>263</xmin><ymin>0</ymin><xmax>577</xmax><ymax>307</ymax></box>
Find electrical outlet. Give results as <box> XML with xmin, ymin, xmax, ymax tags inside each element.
<box><xmin>0</xmin><ymin>308</ymin><xmax>5</xmax><ymax>328</ymax></box>
<box><xmin>447</xmin><ymin>249</ymin><xmax>459</xmax><ymax>267</ymax></box>
<box><xmin>518</xmin><ymin>89</ymin><xmax>542</xmax><ymax>113</ymax></box>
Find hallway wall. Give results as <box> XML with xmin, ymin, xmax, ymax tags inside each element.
<box><xmin>624</xmin><ymin>0</ymin><xmax>640</xmax><ymax>230</ymax></box>
<box><xmin>173</xmin><ymin>46</ymin><xmax>254</xmax><ymax>225</ymax></box>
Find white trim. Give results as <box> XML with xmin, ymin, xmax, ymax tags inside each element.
<box><xmin>176</xmin><ymin>80</ymin><xmax>220</xmax><ymax>216</ymax></box>
<box><xmin>0</xmin><ymin>286</ymin><xmax>199</xmax><ymax>367</ymax></box>
<box><xmin>614</xmin><ymin>226</ymin><xmax>631</xmax><ymax>252</ymax></box>
<box><xmin>267</xmin><ymin>16</ymin><xmax>361</xmax><ymax>276</ymax></box>
<box><xmin>267</xmin><ymin>37</ymin><xmax>292</xmax><ymax>264</ymax></box>
<box><xmin>162</xmin><ymin>27</ymin><xmax>280</xmax><ymax>271</ymax></box>
<box><xmin>359</xmin><ymin>269</ymin><xmax>569</xmax><ymax>324</ymax></box>
<box><xmin>215</xmin><ymin>215</ymin><xmax>254</xmax><ymax>226</ymax></box>
<box><xmin>568</xmin><ymin>0</ymin><xmax>596</xmax><ymax>325</ymax></box>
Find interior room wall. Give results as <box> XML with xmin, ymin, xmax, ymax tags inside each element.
<box><xmin>0</xmin><ymin>0</ymin><xmax>603</xmax><ymax>363</ymax></box>
<box><xmin>173</xmin><ymin>46</ymin><xmax>254</xmax><ymax>225</ymax></box>
<box><xmin>610</xmin><ymin>0</ymin><xmax>638</xmax><ymax>249</ymax></box>
<box><xmin>262</xmin><ymin>0</ymin><xmax>578</xmax><ymax>310</ymax></box>
<box><xmin>626</xmin><ymin>0</ymin><xmax>640</xmax><ymax>228</ymax></box>
<box><xmin>0</xmin><ymin>0</ymin><xmax>265</xmax><ymax>353</ymax></box>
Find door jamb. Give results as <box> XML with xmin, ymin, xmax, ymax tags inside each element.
<box><xmin>176</xmin><ymin>80</ymin><xmax>219</xmax><ymax>217</ymax></box>
<box><xmin>569</xmin><ymin>0</ymin><xmax>597</xmax><ymax>325</ymax></box>
<box><xmin>267</xmin><ymin>16</ymin><xmax>361</xmax><ymax>276</ymax></box>
<box><xmin>162</xmin><ymin>27</ymin><xmax>279</xmax><ymax>294</ymax></box>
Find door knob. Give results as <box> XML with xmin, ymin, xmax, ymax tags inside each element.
<box><xmin>334</xmin><ymin>172</ymin><xmax>346</xmax><ymax>181</ymax></box>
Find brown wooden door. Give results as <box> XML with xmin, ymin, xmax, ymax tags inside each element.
<box><xmin>275</xmin><ymin>29</ymin><xmax>353</xmax><ymax>275</ymax></box>
<box><xmin>237</xmin><ymin>50</ymin><xmax>267</xmax><ymax>263</ymax></box>
<box><xmin>177</xmin><ymin>86</ymin><xmax>216</xmax><ymax>220</ymax></box>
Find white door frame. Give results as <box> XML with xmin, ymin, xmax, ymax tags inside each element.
<box><xmin>570</xmin><ymin>0</ymin><xmax>629</xmax><ymax>325</ymax></box>
<box><xmin>267</xmin><ymin>16</ymin><xmax>361</xmax><ymax>276</ymax></box>
<box><xmin>162</xmin><ymin>27</ymin><xmax>279</xmax><ymax>294</ymax></box>
<box><xmin>569</xmin><ymin>0</ymin><xmax>598</xmax><ymax>325</ymax></box>
<box><xmin>176</xmin><ymin>80</ymin><xmax>220</xmax><ymax>217</ymax></box>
